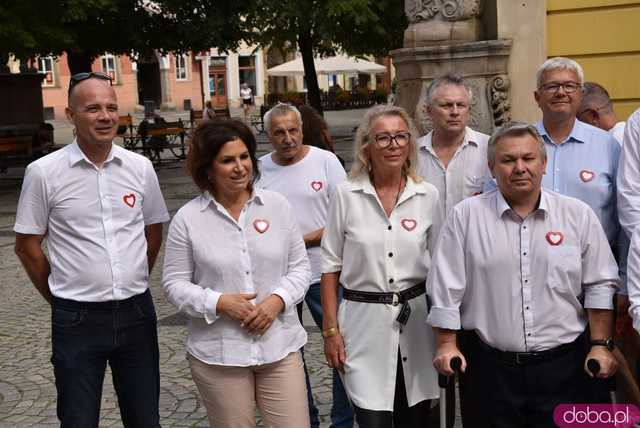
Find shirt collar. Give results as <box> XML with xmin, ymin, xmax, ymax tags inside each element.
<box><xmin>418</xmin><ymin>127</ymin><xmax>480</xmax><ymax>152</ymax></box>
<box><xmin>348</xmin><ymin>174</ymin><xmax>426</xmax><ymax>199</ymax></box>
<box><xmin>536</xmin><ymin>119</ymin><xmax>588</xmax><ymax>145</ymax></box>
<box><xmin>68</xmin><ymin>139</ymin><xmax>122</xmax><ymax>167</ymax></box>
<box><xmin>199</xmin><ymin>187</ymin><xmax>265</xmax><ymax>212</ymax></box>
<box><xmin>494</xmin><ymin>187</ymin><xmax>549</xmax><ymax>219</ymax></box>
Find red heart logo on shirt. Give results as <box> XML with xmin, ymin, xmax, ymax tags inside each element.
<box><xmin>253</xmin><ymin>219</ymin><xmax>270</xmax><ymax>234</ymax></box>
<box><xmin>579</xmin><ymin>170</ymin><xmax>595</xmax><ymax>182</ymax></box>
<box><xmin>123</xmin><ymin>194</ymin><xmax>136</xmax><ymax>208</ymax></box>
<box><xmin>401</xmin><ymin>219</ymin><xmax>417</xmax><ymax>231</ymax></box>
<box><xmin>546</xmin><ymin>231</ymin><xmax>564</xmax><ymax>246</ymax></box>
<box><xmin>311</xmin><ymin>181</ymin><xmax>323</xmax><ymax>192</ymax></box>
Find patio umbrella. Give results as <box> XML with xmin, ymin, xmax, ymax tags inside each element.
<box><xmin>267</xmin><ymin>55</ymin><xmax>386</xmax><ymax>76</ymax></box>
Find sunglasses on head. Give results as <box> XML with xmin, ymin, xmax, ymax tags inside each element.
<box><xmin>68</xmin><ymin>72</ymin><xmax>113</xmax><ymax>95</ymax></box>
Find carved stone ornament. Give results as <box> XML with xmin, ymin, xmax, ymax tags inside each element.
<box><xmin>487</xmin><ymin>75</ymin><xmax>511</xmax><ymax>127</ymax></box>
<box><xmin>406</xmin><ymin>0</ymin><xmax>483</xmax><ymax>23</ymax></box>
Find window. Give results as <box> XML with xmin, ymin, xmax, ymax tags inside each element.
<box><xmin>175</xmin><ymin>54</ymin><xmax>188</xmax><ymax>81</ymax></box>
<box><xmin>39</xmin><ymin>56</ymin><xmax>55</xmax><ymax>87</ymax></box>
<box><xmin>238</xmin><ymin>55</ymin><xmax>256</xmax><ymax>95</ymax></box>
<box><xmin>101</xmin><ymin>54</ymin><xmax>117</xmax><ymax>83</ymax></box>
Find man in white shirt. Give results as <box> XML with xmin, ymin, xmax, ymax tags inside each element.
<box><xmin>14</xmin><ymin>73</ymin><xmax>169</xmax><ymax>427</ymax></box>
<box><xmin>258</xmin><ymin>103</ymin><xmax>352</xmax><ymax>428</ymax></box>
<box><xmin>428</xmin><ymin>122</ymin><xmax>618</xmax><ymax>427</ymax></box>
<box><xmin>416</xmin><ymin>73</ymin><xmax>490</xmax><ymax>219</ymax></box>
<box><xmin>578</xmin><ymin>81</ymin><xmax>626</xmax><ymax>145</ymax></box>
<box><xmin>618</xmin><ymin>108</ymin><xmax>640</xmax><ymax>236</ymax></box>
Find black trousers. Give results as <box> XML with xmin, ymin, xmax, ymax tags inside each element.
<box><xmin>352</xmin><ymin>349</ymin><xmax>431</xmax><ymax>428</ymax></box>
<box><xmin>458</xmin><ymin>331</ymin><xmax>608</xmax><ymax>428</ymax></box>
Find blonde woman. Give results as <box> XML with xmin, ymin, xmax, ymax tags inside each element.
<box><xmin>321</xmin><ymin>105</ymin><xmax>441</xmax><ymax>427</ymax></box>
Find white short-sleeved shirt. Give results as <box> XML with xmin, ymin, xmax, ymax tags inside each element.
<box><xmin>162</xmin><ymin>189</ymin><xmax>311</xmax><ymax>366</ymax></box>
<box><xmin>416</xmin><ymin>127</ymin><xmax>490</xmax><ymax>219</ymax></box>
<box><xmin>321</xmin><ymin>175</ymin><xmax>440</xmax><ymax>410</ymax></box>
<box><xmin>258</xmin><ymin>146</ymin><xmax>346</xmax><ymax>283</ymax></box>
<box><xmin>14</xmin><ymin>142</ymin><xmax>169</xmax><ymax>302</ymax></box>
<box><xmin>427</xmin><ymin>188</ymin><xmax>618</xmax><ymax>352</ymax></box>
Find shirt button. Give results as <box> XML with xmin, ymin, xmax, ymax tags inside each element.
<box><xmin>525</xmin><ymin>279</ymin><xmax>528</xmax><ymax>283</ymax></box>
<box><xmin>388</xmin><ymin>225</ymin><xmax>392</xmax><ymax>231</ymax></box>
<box><xmin>389</xmin><ymin>278</ymin><xmax>394</xmax><ymax>284</ymax></box>
<box><xmin>402</xmin><ymin>357</ymin><xmax>407</xmax><ymax>362</ymax></box>
<box><xmin>245</xmin><ymin>271</ymin><xmax>250</xmax><ymax>275</ymax></box>
<box><xmin>526</xmin><ymin>306</ymin><xmax>530</xmax><ymax>310</ymax></box>
<box><xmin>527</xmin><ymin>333</ymin><xmax>531</xmax><ymax>337</ymax></box>
<box><xmin>523</xmin><ymin>252</ymin><xmax>527</xmax><ymax>256</ymax></box>
<box><xmin>388</xmin><ymin>252</ymin><xmax>393</xmax><ymax>257</ymax></box>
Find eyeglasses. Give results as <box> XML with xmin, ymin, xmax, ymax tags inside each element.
<box><xmin>68</xmin><ymin>72</ymin><xmax>113</xmax><ymax>94</ymax></box>
<box><xmin>539</xmin><ymin>81</ymin><xmax>581</xmax><ymax>94</ymax></box>
<box><xmin>373</xmin><ymin>132</ymin><xmax>411</xmax><ymax>148</ymax></box>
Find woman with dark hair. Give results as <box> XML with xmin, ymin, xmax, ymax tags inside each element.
<box><xmin>298</xmin><ymin>105</ymin><xmax>346</xmax><ymax>168</ymax></box>
<box><xmin>163</xmin><ymin>119</ymin><xmax>311</xmax><ymax>427</ymax></box>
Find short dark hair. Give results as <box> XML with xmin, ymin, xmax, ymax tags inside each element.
<box><xmin>298</xmin><ymin>105</ymin><xmax>334</xmax><ymax>152</ymax></box>
<box><xmin>187</xmin><ymin>119</ymin><xmax>261</xmax><ymax>194</ymax></box>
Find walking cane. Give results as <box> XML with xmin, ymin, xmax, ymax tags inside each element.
<box><xmin>438</xmin><ymin>357</ymin><xmax>462</xmax><ymax>428</ymax></box>
<box><xmin>587</xmin><ymin>358</ymin><xmax>617</xmax><ymax>405</ymax></box>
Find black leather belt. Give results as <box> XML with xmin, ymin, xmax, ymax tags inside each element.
<box><xmin>342</xmin><ymin>281</ymin><xmax>426</xmax><ymax>325</ymax></box>
<box><xmin>471</xmin><ymin>331</ymin><xmax>584</xmax><ymax>366</ymax></box>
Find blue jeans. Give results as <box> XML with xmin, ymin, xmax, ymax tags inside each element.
<box><xmin>298</xmin><ymin>282</ymin><xmax>353</xmax><ymax>428</ymax></box>
<box><xmin>51</xmin><ymin>289</ymin><xmax>161</xmax><ymax>428</ymax></box>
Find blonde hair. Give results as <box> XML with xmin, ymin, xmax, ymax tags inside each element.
<box><xmin>350</xmin><ymin>105</ymin><xmax>421</xmax><ymax>182</ymax></box>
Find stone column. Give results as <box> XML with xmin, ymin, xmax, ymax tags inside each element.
<box><xmin>391</xmin><ymin>0</ymin><xmax>512</xmax><ymax>135</ymax></box>
<box><xmin>159</xmin><ymin>54</ymin><xmax>176</xmax><ymax>111</ymax></box>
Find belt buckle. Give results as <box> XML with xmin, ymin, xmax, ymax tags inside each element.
<box><xmin>391</xmin><ymin>292</ymin><xmax>400</xmax><ymax>306</ymax></box>
<box><xmin>515</xmin><ymin>352</ymin><xmax>536</xmax><ymax>365</ymax></box>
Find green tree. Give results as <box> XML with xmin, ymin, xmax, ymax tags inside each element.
<box><xmin>245</xmin><ymin>0</ymin><xmax>406</xmax><ymax>113</ymax></box>
<box><xmin>0</xmin><ymin>0</ymin><xmax>249</xmax><ymax>74</ymax></box>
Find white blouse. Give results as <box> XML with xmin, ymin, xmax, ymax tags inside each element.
<box><xmin>321</xmin><ymin>175</ymin><xmax>441</xmax><ymax>411</ymax></box>
<box><xmin>162</xmin><ymin>189</ymin><xmax>311</xmax><ymax>366</ymax></box>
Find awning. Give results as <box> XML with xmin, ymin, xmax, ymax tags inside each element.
<box><xmin>267</xmin><ymin>55</ymin><xmax>386</xmax><ymax>76</ymax></box>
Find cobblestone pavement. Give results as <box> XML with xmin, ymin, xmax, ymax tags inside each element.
<box><xmin>0</xmin><ymin>112</ymin><xmax>361</xmax><ymax>427</ymax></box>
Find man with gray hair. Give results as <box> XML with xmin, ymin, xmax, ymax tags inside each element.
<box><xmin>257</xmin><ymin>103</ymin><xmax>353</xmax><ymax>428</ymax></box>
<box><xmin>428</xmin><ymin>121</ymin><xmax>618</xmax><ymax>427</ymax></box>
<box><xmin>416</xmin><ymin>73</ymin><xmax>490</xmax><ymax>220</ymax></box>
<box><xmin>578</xmin><ymin>81</ymin><xmax>626</xmax><ymax>144</ymax></box>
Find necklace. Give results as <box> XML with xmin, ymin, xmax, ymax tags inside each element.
<box><xmin>372</xmin><ymin>174</ymin><xmax>405</xmax><ymax>212</ymax></box>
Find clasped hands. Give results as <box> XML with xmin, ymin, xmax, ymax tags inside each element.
<box><xmin>216</xmin><ymin>292</ymin><xmax>284</xmax><ymax>336</ymax></box>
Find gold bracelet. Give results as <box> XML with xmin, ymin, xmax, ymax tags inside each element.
<box><xmin>322</xmin><ymin>327</ymin><xmax>340</xmax><ymax>338</ymax></box>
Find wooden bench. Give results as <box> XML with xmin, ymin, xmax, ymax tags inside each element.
<box><xmin>133</xmin><ymin>119</ymin><xmax>187</xmax><ymax>163</ymax></box>
<box><xmin>190</xmin><ymin>109</ymin><xmax>204</xmax><ymax>128</ymax></box>
<box><xmin>117</xmin><ymin>114</ymin><xmax>139</xmax><ymax>149</ymax></box>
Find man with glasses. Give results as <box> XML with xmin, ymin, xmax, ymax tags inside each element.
<box><xmin>258</xmin><ymin>103</ymin><xmax>353</xmax><ymax>428</ymax></box>
<box><xmin>14</xmin><ymin>72</ymin><xmax>169</xmax><ymax>427</ymax></box>
<box><xmin>578</xmin><ymin>81</ymin><xmax>626</xmax><ymax>145</ymax></box>
<box><xmin>416</xmin><ymin>73</ymin><xmax>490</xmax><ymax>221</ymax></box>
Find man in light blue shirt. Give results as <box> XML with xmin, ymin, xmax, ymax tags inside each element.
<box><xmin>485</xmin><ymin>58</ymin><xmax>621</xmax><ymax>245</ymax></box>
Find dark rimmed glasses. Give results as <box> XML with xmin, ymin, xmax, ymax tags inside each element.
<box><xmin>68</xmin><ymin>72</ymin><xmax>113</xmax><ymax>95</ymax></box>
<box><xmin>373</xmin><ymin>132</ymin><xmax>411</xmax><ymax>148</ymax></box>
<box><xmin>538</xmin><ymin>81</ymin><xmax>581</xmax><ymax>94</ymax></box>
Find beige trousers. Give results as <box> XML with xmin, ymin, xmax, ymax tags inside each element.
<box><xmin>189</xmin><ymin>351</ymin><xmax>310</xmax><ymax>428</ymax></box>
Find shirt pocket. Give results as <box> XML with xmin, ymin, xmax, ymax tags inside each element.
<box><xmin>547</xmin><ymin>245</ymin><xmax>582</xmax><ymax>296</ymax></box>
<box><xmin>464</xmin><ymin>174</ymin><xmax>484</xmax><ymax>196</ymax></box>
